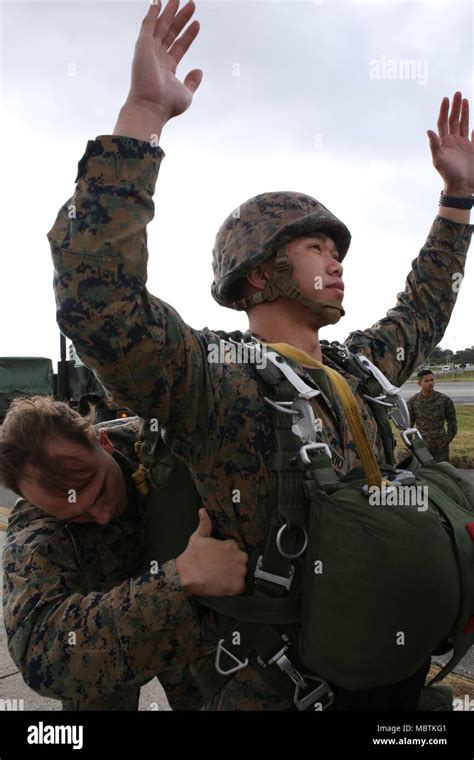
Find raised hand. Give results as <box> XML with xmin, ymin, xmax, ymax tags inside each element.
<box><xmin>427</xmin><ymin>91</ymin><xmax>474</xmax><ymax>196</ymax></box>
<box><xmin>127</xmin><ymin>0</ymin><xmax>203</xmax><ymax>124</ymax></box>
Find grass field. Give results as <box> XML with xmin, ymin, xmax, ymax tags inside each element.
<box><xmin>391</xmin><ymin>404</ymin><xmax>474</xmax><ymax>468</ymax></box>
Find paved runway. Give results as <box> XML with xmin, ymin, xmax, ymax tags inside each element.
<box><xmin>401</xmin><ymin>381</ymin><xmax>474</xmax><ymax>404</ymax></box>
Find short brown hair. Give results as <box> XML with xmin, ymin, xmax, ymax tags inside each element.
<box><xmin>0</xmin><ymin>396</ymin><xmax>98</xmax><ymax>496</ymax></box>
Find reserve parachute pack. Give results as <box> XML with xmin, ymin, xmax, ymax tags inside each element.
<box><xmin>135</xmin><ymin>338</ymin><xmax>474</xmax><ymax>710</ymax></box>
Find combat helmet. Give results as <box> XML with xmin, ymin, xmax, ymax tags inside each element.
<box><xmin>211</xmin><ymin>191</ymin><xmax>351</xmax><ymax>323</ymax></box>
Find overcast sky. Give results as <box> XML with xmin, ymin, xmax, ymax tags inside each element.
<box><xmin>1</xmin><ymin>0</ymin><xmax>473</xmax><ymax>368</ymax></box>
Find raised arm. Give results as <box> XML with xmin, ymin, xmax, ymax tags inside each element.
<box><xmin>346</xmin><ymin>92</ymin><xmax>473</xmax><ymax>386</ymax></box>
<box><xmin>48</xmin><ymin>2</ymin><xmax>215</xmax><ymax>458</ymax></box>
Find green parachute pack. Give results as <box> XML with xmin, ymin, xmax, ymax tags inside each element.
<box><xmin>135</xmin><ymin>338</ymin><xmax>474</xmax><ymax>711</ymax></box>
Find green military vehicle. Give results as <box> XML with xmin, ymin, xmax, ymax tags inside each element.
<box><xmin>0</xmin><ymin>335</ymin><xmax>129</xmax><ymax>422</ymax></box>
<box><xmin>0</xmin><ymin>357</ymin><xmax>56</xmax><ymax>420</ymax></box>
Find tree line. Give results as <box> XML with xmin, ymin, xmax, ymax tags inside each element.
<box><xmin>427</xmin><ymin>346</ymin><xmax>474</xmax><ymax>367</ymax></box>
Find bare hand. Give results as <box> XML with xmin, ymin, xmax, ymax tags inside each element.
<box><xmin>175</xmin><ymin>509</ymin><xmax>248</xmax><ymax>597</ymax></box>
<box><xmin>126</xmin><ymin>0</ymin><xmax>203</xmax><ymax>123</ymax></box>
<box><xmin>427</xmin><ymin>91</ymin><xmax>474</xmax><ymax>195</ymax></box>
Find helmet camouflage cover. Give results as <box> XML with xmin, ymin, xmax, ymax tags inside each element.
<box><xmin>211</xmin><ymin>191</ymin><xmax>351</xmax><ymax>310</ymax></box>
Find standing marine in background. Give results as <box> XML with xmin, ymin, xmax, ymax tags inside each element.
<box><xmin>407</xmin><ymin>369</ymin><xmax>458</xmax><ymax>462</ymax></box>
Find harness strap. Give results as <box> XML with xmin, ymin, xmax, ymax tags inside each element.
<box><xmin>264</xmin><ymin>342</ymin><xmax>383</xmax><ymax>488</ymax></box>
<box><xmin>319</xmin><ymin>342</ymin><xmax>397</xmax><ymax>465</ymax></box>
<box><xmin>194</xmin><ymin>360</ymin><xmax>330</xmax><ymax>707</ymax></box>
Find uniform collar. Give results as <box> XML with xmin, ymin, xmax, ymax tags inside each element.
<box><xmin>419</xmin><ymin>390</ymin><xmax>438</xmax><ymax>399</ymax></box>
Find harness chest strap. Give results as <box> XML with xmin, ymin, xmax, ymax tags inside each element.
<box><xmin>263</xmin><ymin>342</ymin><xmax>384</xmax><ymax>488</ymax></box>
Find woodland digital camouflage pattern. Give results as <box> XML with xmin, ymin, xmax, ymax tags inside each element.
<box><xmin>48</xmin><ymin>135</ymin><xmax>474</xmax><ymax>710</ymax></box>
<box><xmin>2</xmin><ymin>419</ymin><xmax>204</xmax><ymax>711</ymax></box>
<box><xmin>211</xmin><ymin>189</ymin><xmax>351</xmax><ymax>308</ymax></box>
<box><xmin>407</xmin><ymin>390</ymin><xmax>458</xmax><ymax>463</ymax></box>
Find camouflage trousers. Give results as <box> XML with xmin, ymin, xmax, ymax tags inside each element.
<box><xmin>62</xmin><ymin>688</ymin><xmax>139</xmax><ymax>711</ymax></box>
<box><xmin>61</xmin><ymin>674</ymin><xmax>203</xmax><ymax>711</ymax></box>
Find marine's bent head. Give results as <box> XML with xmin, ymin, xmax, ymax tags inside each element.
<box><xmin>0</xmin><ymin>396</ymin><xmax>127</xmax><ymax>524</ymax></box>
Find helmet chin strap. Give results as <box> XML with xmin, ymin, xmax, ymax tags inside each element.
<box><xmin>231</xmin><ymin>245</ymin><xmax>345</xmax><ymax>325</ymax></box>
<box><xmin>318</xmin><ymin>302</ymin><xmax>345</xmax><ymax>325</ymax></box>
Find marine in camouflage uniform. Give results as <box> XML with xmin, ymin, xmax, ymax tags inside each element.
<box><xmin>47</xmin><ymin>133</ymin><xmax>473</xmax><ymax>710</ymax></box>
<box><xmin>407</xmin><ymin>377</ymin><xmax>458</xmax><ymax>462</ymax></box>
<box><xmin>2</xmin><ymin>417</ymin><xmax>204</xmax><ymax>711</ymax></box>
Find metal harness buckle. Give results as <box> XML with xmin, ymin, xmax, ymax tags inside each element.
<box><xmin>269</xmin><ymin>647</ymin><xmax>334</xmax><ymax>711</ymax></box>
<box><xmin>401</xmin><ymin>427</ymin><xmax>423</xmax><ymax>447</ymax></box>
<box><xmin>299</xmin><ymin>442</ymin><xmax>331</xmax><ymax>464</ymax></box>
<box><xmin>263</xmin><ymin>398</ymin><xmax>321</xmax><ymax>446</ymax></box>
<box><xmin>269</xmin><ymin>647</ymin><xmax>307</xmax><ymax>689</ymax></box>
<box><xmin>215</xmin><ymin>640</ymin><xmax>249</xmax><ymax>676</ymax></box>
<box><xmin>264</xmin><ymin>351</ymin><xmax>321</xmax><ymax>400</ymax></box>
<box><xmin>294</xmin><ymin>676</ymin><xmax>335</xmax><ymax>711</ymax></box>
<box><xmin>254</xmin><ymin>555</ymin><xmax>295</xmax><ymax>591</ymax></box>
<box><xmin>355</xmin><ymin>355</ymin><xmax>411</xmax><ymax>431</ymax></box>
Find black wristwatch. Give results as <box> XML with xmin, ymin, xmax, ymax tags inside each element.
<box><xmin>439</xmin><ymin>192</ymin><xmax>473</xmax><ymax>210</ymax></box>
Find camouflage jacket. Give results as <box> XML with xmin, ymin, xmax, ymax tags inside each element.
<box><xmin>407</xmin><ymin>389</ymin><xmax>458</xmax><ymax>443</ymax></box>
<box><xmin>2</xmin><ymin>419</ymin><xmax>204</xmax><ymax>711</ymax></box>
<box><xmin>48</xmin><ymin>135</ymin><xmax>473</xmax><ymax>709</ymax></box>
